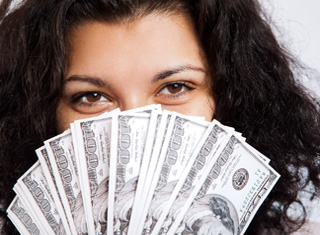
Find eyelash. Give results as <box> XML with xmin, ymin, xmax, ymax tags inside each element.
<box><xmin>71</xmin><ymin>91</ymin><xmax>109</xmax><ymax>106</ymax></box>
<box><xmin>70</xmin><ymin>82</ymin><xmax>194</xmax><ymax>107</ymax></box>
<box><xmin>157</xmin><ymin>81</ymin><xmax>194</xmax><ymax>98</ymax></box>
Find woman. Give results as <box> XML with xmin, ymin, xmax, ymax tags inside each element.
<box><xmin>0</xmin><ymin>0</ymin><xmax>319</xmax><ymax>234</ymax></box>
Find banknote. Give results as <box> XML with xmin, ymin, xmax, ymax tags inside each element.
<box><xmin>165</xmin><ymin>135</ymin><xmax>280</xmax><ymax>235</ymax></box>
<box><xmin>35</xmin><ymin>146</ymin><xmax>71</xmax><ymax>235</ymax></box>
<box><xmin>13</xmin><ymin>161</ymin><xmax>67</xmax><ymax>235</ymax></box>
<box><xmin>44</xmin><ymin>130</ymin><xmax>85</xmax><ymax>234</ymax></box>
<box><xmin>121</xmin><ymin>104</ymin><xmax>162</xmax><ymax>114</ymax></box>
<box><xmin>7</xmin><ymin>196</ymin><xmax>42</xmax><ymax>235</ymax></box>
<box><xmin>141</xmin><ymin>112</ymin><xmax>210</xmax><ymax>235</ymax></box>
<box><xmin>107</xmin><ymin>112</ymin><xmax>152</xmax><ymax>235</ymax></box>
<box><xmin>71</xmin><ymin>111</ymin><xmax>115</xmax><ymax>235</ymax></box>
<box><xmin>6</xmin><ymin>106</ymin><xmax>281</xmax><ymax>235</ymax></box>
<box><xmin>150</xmin><ymin>120</ymin><xmax>231</xmax><ymax>235</ymax></box>
<box><xmin>127</xmin><ymin>111</ymin><xmax>170</xmax><ymax>235</ymax></box>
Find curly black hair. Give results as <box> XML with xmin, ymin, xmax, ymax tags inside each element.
<box><xmin>1</xmin><ymin>0</ymin><xmax>319</xmax><ymax>234</ymax></box>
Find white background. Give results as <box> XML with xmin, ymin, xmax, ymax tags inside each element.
<box><xmin>262</xmin><ymin>0</ymin><xmax>320</xmax><ymax>97</ymax></box>
<box><xmin>263</xmin><ymin>0</ymin><xmax>320</xmax><ymax>71</ymax></box>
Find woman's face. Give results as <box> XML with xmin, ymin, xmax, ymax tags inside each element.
<box><xmin>56</xmin><ymin>13</ymin><xmax>215</xmax><ymax>132</ymax></box>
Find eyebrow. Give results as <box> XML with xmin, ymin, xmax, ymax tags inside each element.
<box><xmin>65</xmin><ymin>65</ymin><xmax>207</xmax><ymax>86</ymax></box>
<box><xmin>64</xmin><ymin>75</ymin><xmax>109</xmax><ymax>87</ymax></box>
<box><xmin>152</xmin><ymin>65</ymin><xmax>207</xmax><ymax>83</ymax></box>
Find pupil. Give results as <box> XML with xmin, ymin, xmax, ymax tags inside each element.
<box><xmin>87</xmin><ymin>92</ymin><xmax>100</xmax><ymax>102</ymax></box>
<box><xmin>168</xmin><ymin>84</ymin><xmax>182</xmax><ymax>93</ymax></box>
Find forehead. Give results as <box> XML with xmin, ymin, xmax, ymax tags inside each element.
<box><xmin>66</xmin><ymin>13</ymin><xmax>206</xmax><ymax>79</ymax></box>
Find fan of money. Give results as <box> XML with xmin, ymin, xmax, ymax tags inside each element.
<box><xmin>7</xmin><ymin>105</ymin><xmax>280</xmax><ymax>235</ymax></box>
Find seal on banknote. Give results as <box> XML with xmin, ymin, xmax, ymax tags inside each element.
<box><xmin>232</xmin><ymin>168</ymin><xmax>249</xmax><ymax>190</ymax></box>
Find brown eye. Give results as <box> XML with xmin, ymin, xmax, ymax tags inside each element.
<box><xmin>167</xmin><ymin>84</ymin><xmax>183</xmax><ymax>94</ymax></box>
<box><xmin>69</xmin><ymin>91</ymin><xmax>112</xmax><ymax>114</ymax></box>
<box><xmin>86</xmin><ymin>92</ymin><xmax>101</xmax><ymax>102</ymax></box>
<box><xmin>159</xmin><ymin>83</ymin><xmax>189</xmax><ymax>95</ymax></box>
<box><xmin>77</xmin><ymin>92</ymin><xmax>109</xmax><ymax>103</ymax></box>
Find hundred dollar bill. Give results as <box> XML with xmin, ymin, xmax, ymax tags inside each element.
<box><xmin>127</xmin><ymin>111</ymin><xmax>170</xmax><ymax>235</ymax></box>
<box><xmin>142</xmin><ymin>112</ymin><xmax>210</xmax><ymax>235</ymax></box>
<box><xmin>72</xmin><ymin>111</ymin><xmax>115</xmax><ymax>235</ymax></box>
<box><xmin>116</xmin><ymin>105</ymin><xmax>162</xmax><ymax>234</ymax></box>
<box><xmin>121</xmin><ymin>104</ymin><xmax>162</xmax><ymax>114</ymax></box>
<box><xmin>13</xmin><ymin>161</ymin><xmax>67</xmax><ymax>235</ymax></box>
<box><xmin>36</xmin><ymin>146</ymin><xmax>71</xmax><ymax>235</ymax></box>
<box><xmin>132</xmin><ymin>113</ymin><xmax>211</xmax><ymax>235</ymax></box>
<box><xmin>123</xmin><ymin>110</ymin><xmax>160</xmax><ymax>233</ymax></box>
<box><xmin>7</xmin><ymin>196</ymin><xmax>42</xmax><ymax>235</ymax></box>
<box><xmin>150</xmin><ymin>120</ymin><xmax>231</xmax><ymax>235</ymax></box>
<box><xmin>166</xmin><ymin>135</ymin><xmax>280</xmax><ymax>235</ymax></box>
<box><xmin>45</xmin><ymin>130</ymin><xmax>85</xmax><ymax>234</ymax></box>
<box><xmin>107</xmin><ymin>112</ymin><xmax>152</xmax><ymax>235</ymax></box>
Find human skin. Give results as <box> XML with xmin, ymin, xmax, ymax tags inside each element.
<box><xmin>56</xmin><ymin>13</ymin><xmax>215</xmax><ymax>132</ymax></box>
